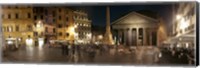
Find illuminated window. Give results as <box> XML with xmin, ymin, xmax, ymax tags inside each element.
<box><xmin>8</xmin><ymin>26</ymin><xmax>12</xmax><ymax>32</ymax></box>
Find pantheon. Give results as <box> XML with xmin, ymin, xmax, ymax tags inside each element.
<box><xmin>111</xmin><ymin>11</ymin><xmax>160</xmax><ymax>46</ymax></box>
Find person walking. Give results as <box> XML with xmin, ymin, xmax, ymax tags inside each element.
<box><xmin>88</xmin><ymin>46</ymin><xmax>96</xmax><ymax>62</ymax></box>
<box><xmin>61</xmin><ymin>43</ymin><xmax>66</xmax><ymax>55</ymax></box>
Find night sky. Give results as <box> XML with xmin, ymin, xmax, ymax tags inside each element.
<box><xmin>68</xmin><ymin>3</ymin><xmax>177</xmax><ymax>35</ymax></box>
<box><xmin>71</xmin><ymin>4</ymin><xmax>174</xmax><ymax>27</ymax></box>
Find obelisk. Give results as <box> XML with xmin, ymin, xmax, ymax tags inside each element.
<box><xmin>103</xmin><ymin>6</ymin><xmax>114</xmax><ymax>45</ymax></box>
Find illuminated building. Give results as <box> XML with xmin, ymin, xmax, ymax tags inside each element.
<box><xmin>73</xmin><ymin>10</ymin><xmax>92</xmax><ymax>44</ymax></box>
<box><xmin>112</xmin><ymin>11</ymin><xmax>160</xmax><ymax>46</ymax></box>
<box><xmin>33</xmin><ymin>7</ymin><xmax>75</xmax><ymax>44</ymax></box>
<box><xmin>1</xmin><ymin>5</ymin><xmax>92</xmax><ymax>46</ymax></box>
<box><xmin>167</xmin><ymin>2</ymin><xmax>196</xmax><ymax>48</ymax></box>
<box><xmin>1</xmin><ymin>5</ymin><xmax>35</xmax><ymax>46</ymax></box>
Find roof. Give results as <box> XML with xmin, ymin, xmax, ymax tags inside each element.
<box><xmin>111</xmin><ymin>11</ymin><xmax>158</xmax><ymax>25</ymax></box>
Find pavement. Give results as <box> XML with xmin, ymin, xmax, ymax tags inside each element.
<box><xmin>2</xmin><ymin>45</ymin><xmax>193</xmax><ymax>65</ymax></box>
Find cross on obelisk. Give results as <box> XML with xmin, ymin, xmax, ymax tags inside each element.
<box><xmin>103</xmin><ymin>6</ymin><xmax>114</xmax><ymax>45</ymax></box>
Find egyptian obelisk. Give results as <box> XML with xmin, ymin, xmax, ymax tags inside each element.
<box><xmin>103</xmin><ymin>6</ymin><xmax>114</xmax><ymax>45</ymax></box>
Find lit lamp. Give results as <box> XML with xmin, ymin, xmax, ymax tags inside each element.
<box><xmin>176</xmin><ymin>15</ymin><xmax>181</xmax><ymax>20</ymax></box>
<box><xmin>38</xmin><ymin>38</ymin><xmax>44</xmax><ymax>47</ymax></box>
<box><xmin>7</xmin><ymin>40</ymin><xmax>13</xmax><ymax>45</ymax></box>
<box><xmin>26</xmin><ymin>38</ymin><xmax>33</xmax><ymax>46</ymax></box>
<box><xmin>180</xmin><ymin>18</ymin><xmax>189</xmax><ymax>30</ymax></box>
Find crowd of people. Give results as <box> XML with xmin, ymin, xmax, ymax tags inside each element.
<box><xmin>58</xmin><ymin>43</ymin><xmax>133</xmax><ymax>63</ymax></box>
<box><xmin>160</xmin><ymin>46</ymin><xmax>195</xmax><ymax>65</ymax></box>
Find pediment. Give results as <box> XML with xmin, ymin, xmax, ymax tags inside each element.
<box><xmin>112</xmin><ymin>12</ymin><xmax>158</xmax><ymax>25</ymax></box>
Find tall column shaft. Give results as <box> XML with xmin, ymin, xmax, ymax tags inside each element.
<box><xmin>104</xmin><ymin>6</ymin><xmax>114</xmax><ymax>45</ymax></box>
<box><xmin>143</xmin><ymin>28</ymin><xmax>146</xmax><ymax>45</ymax></box>
<box><xmin>128</xmin><ymin>28</ymin><xmax>131</xmax><ymax>46</ymax></box>
<box><xmin>106</xmin><ymin>6</ymin><xmax>111</xmax><ymax>31</ymax></box>
<box><xmin>117</xmin><ymin>29</ymin><xmax>120</xmax><ymax>45</ymax></box>
<box><xmin>136</xmin><ymin>28</ymin><xmax>139</xmax><ymax>46</ymax></box>
<box><xmin>123</xmin><ymin>29</ymin><xmax>126</xmax><ymax>45</ymax></box>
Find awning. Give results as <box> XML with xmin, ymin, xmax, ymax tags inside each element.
<box><xmin>163</xmin><ymin>33</ymin><xmax>195</xmax><ymax>44</ymax></box>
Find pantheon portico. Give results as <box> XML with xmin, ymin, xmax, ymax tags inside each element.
<box><xmin>111</xmin><ymin>11</ymin><xmax>159</xmax><ymax>46</ymax></box>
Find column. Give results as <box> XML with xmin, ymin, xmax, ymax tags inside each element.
<box><xmin>150</xmin><ymin>30</ymin><xmax>152</xmax><ymax>46</ymax></box>
<box><xmin>143</xmin><ymin>28</ymin><xmax>146</xmax><ymax>46</ymax></box>
<box><xmin>128</xmin><ymin>28</ymin><xmax>132</xmax><ymax>46</ymax></box>
<box><xmin>117</xmin><ymin>29</ymin><xmax>120</xmax><ymax>45</ymax></box>
<box><xmin>123</xmin><ymin>29</ymin><xmax>126</xmax><ymax>45</ymax></box>
<box><xmin>136</xmin><ymin>28</ymin><xmax>139</xmax><ymax>46</ymax></box>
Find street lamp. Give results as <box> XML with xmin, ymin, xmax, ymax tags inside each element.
<box><xmin>35</xmin><ymin>20</ymin><xmax>45</xmax><ymax>47</ymax></box>
<box><xmin>176</xmin><ymin>15</ymin><xmax>181</xmax><ymax>20</ymax></box>
<box><xmin>180</xmin><ymin>18</ymin><xmax>189</xmax><ymax>30</ymax></box>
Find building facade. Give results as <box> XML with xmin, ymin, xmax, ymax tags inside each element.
<box><xmin>1</xmin><ymin>5</ymin><xmax>34</xmax><ymax>46</ymax></box>
<box><xmin>33</xmin><ymin>7</ymin><xmax>74</xmax><ymax>43</ymax></box>
<box><xmin>73</xmin><ymin>10</ymin><xmax>92</xmax><ymax>44</ymax></box>
<box><xmin>167</xmin><ymin>2</ymin><xmax>196</xmax><ymax>49</ymax></box>
<box><xmin>111</xmin><ymin>12</ymin><xmax>159</xmax><ymax>46</ymax></box>
<box><xmin>1</xmin><ymin>5</ymin><xmax>92</xmax><ymax>46</ymax></box>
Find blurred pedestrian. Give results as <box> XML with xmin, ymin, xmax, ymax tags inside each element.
<box><xmin>61</xmin><ymin>43</ymin><xmax>66</xmax><ymax>55</ymax></box>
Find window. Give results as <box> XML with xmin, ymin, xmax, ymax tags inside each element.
<box><xmin>7</xmin><ymin>6</ymin><xmax>11</xmax><ymax>9</ymax></box>
<box><xmin>53</xmin><ymin>11</ymin><xmax>56</xmax><ymax>17</ymax></box>
<box><xmin>41</xmin><ymin>15</ymin><xmax>43</xmax><ymax>19</ymax></box>
<box><xmin>27</xmin><ymin>25</ymin><xmax>32</xmax><ymax>31</ymax></box>
<box><xmin>27</xmin><ymin>6</ymin><xmax>31</xmax><ymax>8</ymax></box>
<box><xmin>53</xmin><ymin>19</ymin><xmax>56</xmax><ymax>23</ymax></box>
<box><xmin>59</xmin><ymin>9</ymin><xmax>61</xmax><ymax>12</ymax></box>
<box><xmin>8</xmin><ymin>26</ymin><xmax>13</xmax><ymax>32</ymax></box>
<box><xmin>28</xmin><ymin>13</ymin><xmax>31</xmax><ymax>18</ymax></box>
<box><xmin>66</xmin><ymin>17</ymin><xmax>69</xmax><ymax>21</ymax></box>
<box><xmin>2</xmin><ymin>27</ymin><xmax>5</xmax><ymax>32</ymax></box>
<box><xmin>15</xmin><ymin>6</ymin><xmax>18</xmax><ymax>9</ymax></box>
<box><xmin>44</xmin><ymin>9</ymin><xmax>47</xmax><ymax>15</ymax></box>
<box><xmin>34</xmin><ymin>32</ymin><xmax>38</xmax><ymax>36</ymax></box>
<box><xmin>8</xmin><ymin>14</ymin><xmax>11</xmax><ymax>19</ymax></box>
<box><xmin>34</xmin><ymin>16</ymin><xmax>37</xmax><ymax>20</ymax></box>
<box><xmin>66</xmin><ymin>33</ymin><xmax>69</xmax><ymax>37</ymax></box>
<box><xmin>59</xmin><ymin>16</ymin><xmax>61</xmax><ymax>20</ymax></box>
<box><xmin>53</xmin><ymin>28</ymin><xmax>56</xmax><ymax>33</ymax></box>
<box><xmin>59</xmin><ymin>32</ymin><xmax>62</xmax><ymax>36</ymax></box>
<box><xmin>16</xmin><ymin>25</ymin><xmax>19</xmax><ymax>31</ymax></box>
<box><xmin>0</xmin><ymin>27</ymin><xmax>2</xmax><ymax>32</ymax></box>
<box><xmin>15</xmin><ymin>13</ymin><xmax>19</xmax><ymax>19</ymax></box>
<box><xmin>2</xmin><ymin>14</ymin><xmax>4</xmax><ymax>19</ymax></box>
<box><xmin>28</xmin><ymin>35</ymin><xmax>31</xmax><ymax>38</ymax></box>
<box><xmin>45</xmin><ymin>27</ymin><xmax>48</xmax><ymax>32</ymax></box>
<box><xmin>58</xmin><ymin>24</ymin><xmax>62</xmax><ymax>28</ymax></box>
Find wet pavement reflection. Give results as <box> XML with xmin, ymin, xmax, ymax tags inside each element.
<box><xmin>2</xmin><ymin>45</ymin><xmax>194</xmax><ymax>65</ymax></box>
